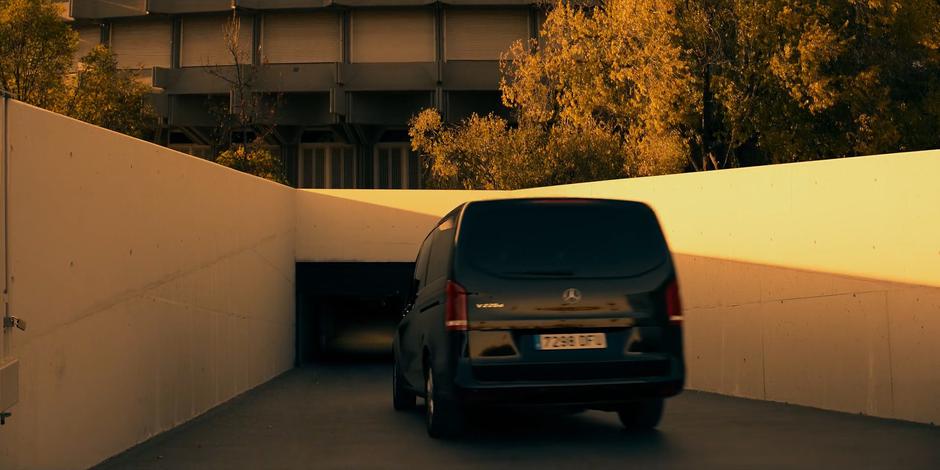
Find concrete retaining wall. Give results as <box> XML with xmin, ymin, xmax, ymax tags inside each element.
<box><xmin>0</xmin><ymin>100</ymin><xmax>296</xmax><ymax>470</ymax></box>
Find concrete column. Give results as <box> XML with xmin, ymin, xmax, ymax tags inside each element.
<box><xmin>252</xmin><ymin>14</ymin><xmax>262</xmax><ymax>66</ymax></box>
<box><xmin>171</xmin><ymin>16</ymin><xmax>181</xmax><ymax>69</ymax></box>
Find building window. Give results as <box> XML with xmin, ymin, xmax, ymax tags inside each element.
<box><xmin>299</xmin><ymin>145</ymin><xmax>356</xmax><ymax>189</ymax></box>
<box><xmin>181</xmin><ymin>15</ymin><xmax>253</xmax><ymax>67</ymax></box>
<box><xmin>374</xmin><ymin>144</ymin><xmax>421</xmax><ymax>189</ymax></box>
<box><xmin>261</xmin><ymin>12</ymin><xmax>341</xmax><ymax>64</ymax></box>
<box><xmin>444</xmin><ymin>9</ymin><xmax>530</xmax><ymax>61</ymax></box>
<box><xmin>350</xmin><ymin>9</ymin><xmax>435</xmax><ymax>63</ymax></box>
<box><xmin>110</xmin><ymin>19</ymin><xmax>172</xmax><ymax>70</ymax></box>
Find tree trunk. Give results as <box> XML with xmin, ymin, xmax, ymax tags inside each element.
<box><xmin>701</xmin><ymin>62</ymin><xmax>714</xmax><ymax>171</ymax></box>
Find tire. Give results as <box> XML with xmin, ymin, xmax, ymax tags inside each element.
<box><xmin>392</xmin><ymin>358</ymin><xmax>416</xmax><ymax>411</ymax></box>
<box><xmin>616</xmin><ymin>399</ymin><xmax>664</xmax><ymax>430</ymax></box>
<box><xmin>424</xmin><ymin>364</ymin><xmax>463</xmax><ymax>439</ymax></box>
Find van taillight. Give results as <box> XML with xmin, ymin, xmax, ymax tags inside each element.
<box><xmin>445</xmin><ymin>281</ymin><xmax>468</xmax><ymax>331</ymax></box>
<box><xmin>666</xmin><ymin>279</ymin><xmax>683</xmax><ymax>326</ymax></box>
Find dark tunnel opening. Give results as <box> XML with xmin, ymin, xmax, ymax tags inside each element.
<box><xmin>295</xmin><ymin>262</ymin><xmax>415</xmax><ymax>364</ymax></box>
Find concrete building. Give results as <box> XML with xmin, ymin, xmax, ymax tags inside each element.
<box><xmin>65</xmin><ymin>0</ymin><xmax>542</xmax><ymax>189</ymax></box>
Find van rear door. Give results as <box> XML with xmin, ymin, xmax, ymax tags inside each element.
<box><xmin>453</xmin><ymin>199</ymin><xmax>675</xmax><ymax>364</ymax></box>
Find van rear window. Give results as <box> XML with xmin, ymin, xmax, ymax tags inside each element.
<box><xmin>457</xmin><ymin>200</ymin><xmax>668</xmax><ymax>279</ymax></box>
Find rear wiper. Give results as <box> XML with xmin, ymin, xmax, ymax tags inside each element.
<box><xmin>503</xmin><ymin>270</ymin><xmax>575</xmax><ymax>277</ymax></box>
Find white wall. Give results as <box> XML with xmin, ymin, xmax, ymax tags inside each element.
<box><xmin>0</xmin><ymin>100</ymin><xmax>296</xmax><ymax>470</ymax></box>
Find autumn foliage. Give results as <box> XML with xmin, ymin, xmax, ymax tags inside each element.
<box><xmin>60</xmin><ymin>46</ymin><xmax>158</xmax><ymax>139</ymax></box>
<box><xmin>412</xmin><ymin>0</ymin><xmax>940</xmax><ymax>189</ymax></box>
<box><xmin>0</xmin><ymin>0</ymin><xmax>156</xmax><ymax>138</ymax></box>
<box><xmin>215</xmin><ymin>145</ymin><xmax>288</xmax><ymax>185</ymax></box>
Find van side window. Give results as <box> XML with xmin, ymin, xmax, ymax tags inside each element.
<box><xmin>414</xmin><ymin>234</ymin><xmax>433</xmax><ymax>290</ymax></box>
<box><xmin>426</xmin><ymin>218</ymin><xmax>456</xmax><ymax>283</ymax></box>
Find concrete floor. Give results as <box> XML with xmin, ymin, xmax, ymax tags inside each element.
<box><xmin>94</xmin><ymin>360</ymin><xmax>940</xmax><ymax>470</ymax></box>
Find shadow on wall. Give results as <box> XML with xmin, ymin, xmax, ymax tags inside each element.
<box><xmin>675</xmin><ymin>252</ymin><xmax>940</xmax><ymax>426</ymax></box>
<box><xmin>294</xmin><ymin>189</ymin><xmax>501</xmax><ymax>262</ymax></box>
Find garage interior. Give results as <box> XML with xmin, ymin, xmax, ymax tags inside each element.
<box><xmin>295</xmin><ymin>262</ymin><xmax>415</xmax><ymax>363</ymax></box>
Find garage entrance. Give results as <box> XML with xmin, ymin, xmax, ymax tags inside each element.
<box><xmin>295</xmin><ymin>262</ymin><xmax>415</xmax><ymax>363</ymax></box>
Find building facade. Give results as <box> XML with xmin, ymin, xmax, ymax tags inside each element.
<box><xmin>66</xmin><ymin>0</ymin><xmax>543</xmax><ymax>189</ymax></box>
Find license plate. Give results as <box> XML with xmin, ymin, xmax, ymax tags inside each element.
<box><xmin>535</xmin><ymin>333</ymin><xmax>607</xmax><ymax>350</ymax></box>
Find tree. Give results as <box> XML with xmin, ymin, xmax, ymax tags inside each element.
<box><xmin>412</xmin><ymin>0</ymin><xmax>692</xmax><ymax>190</ymax></box>
<box><xmin>207</xmin><ymin>12</ymin><xmax>286</xmax><ymax>183</ymax></box>
<box><xmin>215</xmin><ymin>145</ymin><xmax>287</xmax><ymax>184</ymax></box>
<box><xmin>60</xmin><ymin>45</ymin><xmax>157</xmax><ymax>139</ymax></box>
<box><xmin>0</xmin><ymin>0</ymin><xmax>159</xmax><ymax>139</ymax></box>
<box><xmin>412</xmin><ymin>0</ymin><xmax>940</xmax><ymax>189</ymax></box>
<box><xmin>410</xmin><ymin>109</ymin><xmax>544</xmax><ymax>189</ymax></box>
<box><xmin>502</xmin><ymin>0</ymin><xmax>694</xmax><ymax>176</ymax></box>
<box><xmin>0</xmin><ymin>0</ymin><xmax>76</xmax><ymax>109</ymax></box>
<box><xmin>677</xmin><ymin>0</ymin><xmax>940</xmax><ymax>166</ymax></box>
<box><xmin>207</xmin><ymin>12</ymin><xmax>279</xmax><ymax>150</ymax></box>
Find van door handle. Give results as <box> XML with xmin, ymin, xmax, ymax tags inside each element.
<box><xmin>419</xmin><ymin>301</ymin><xmax>440</xmax><ymax>313</ymax></box>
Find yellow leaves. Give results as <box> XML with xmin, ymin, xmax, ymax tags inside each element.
<box><xmin>627</xmin><ymin>129</ymin><xmax>688</xmax><ymax>177</ymax></box>
<box><xmin>415</xmin><ymin>0</ymin><xmax>940</xmax><ymax>185</ymax></box>
<box><xmin>409</xmin><ymin>107</ymin><xmax>634</xmax><ymax>189</ymax></box>
<box><xmin>768</xmin><ymin>17</ymin><xmax>846</xmax><ymax>114</ymax></box>
<box><xmin>412</xmin><ymin>0</ymin><xmax>698</xmax><ymax>189</ymax></box>
<box><xmin>215</xmin><ymin>145</ymin><xmax>287</xmax><ymax>184</ymax></box>
<box><xmin>410</xmin><ymin>109</ymin><xmax>523</xmax><ymax>190</ymax></box>
<box><xmin>60</xmin><ymin>45</ymin><xmax>157</xmax><ymax>138</ymax></box>
<box><xmin>0</xmin><ymin>0</ymin><xmax>78</xmax><ymax>109</ymax></box>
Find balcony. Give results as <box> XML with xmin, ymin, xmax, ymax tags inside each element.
<box><xmin>341</xmin><ymin>63</ymin><xmax>438</xmax><ymax>91</ymax></box>
<box><xmin>69</xmin><ymin>0</ymin><xmax>538</xmax><ymax>18</ymax></box>
<box><xmin>442</xmin><ymin>60</ymin><xmax>500</xmax><ymax>90</ymax></box>
<box><xmin>69</xmin><ymin>0</ymin><xmax>146</xmax><ymax>19</ymax></box>
<box><xmin>153</xmin><ymin>63</ymin><xmax>337</xmax><ymax>94</ymax></box>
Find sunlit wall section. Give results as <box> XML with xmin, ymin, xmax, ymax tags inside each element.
<box><xmin>516</xmin><ymin>152</ymin><xmax>940</xmax><ymax>289</ymax></box>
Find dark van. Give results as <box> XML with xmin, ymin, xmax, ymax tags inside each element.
<box><xmin>392</xmin><ymin>198</ymin><xmax>684</xmax><ymax>438</ymax></box>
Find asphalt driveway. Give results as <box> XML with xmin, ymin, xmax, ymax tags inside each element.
<box><xmin>94</xmin><ymin>359</ymin><xmax>940</xmax><ymax>469</ymax></box>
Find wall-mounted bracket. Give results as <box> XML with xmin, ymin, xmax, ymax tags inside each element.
<box><xmin>0</xmin><ymin>411</ymin><xmax>10</xmax><ymax>425</ymax></box>
<box><xmin>3</xmin><ymin>315</ymin><xmax>25</xmax><ymax>331</ymax></box>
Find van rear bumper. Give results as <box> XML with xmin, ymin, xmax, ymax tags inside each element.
<box><xmin>455</xmin><ymin>378</ymin><xmax>684</xmax><ymax>407</ymax></box>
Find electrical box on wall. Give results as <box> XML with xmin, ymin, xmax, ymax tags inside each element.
<box><xmin>0</xmin><ymin>358</ymin><xmax>19</xmax><ymax>413</ymax></box>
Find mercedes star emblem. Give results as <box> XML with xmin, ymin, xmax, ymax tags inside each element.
<box><xmin>562</xmin><ymin>288</ymin><xmax>582</xmax><ymax>304</ymax></box>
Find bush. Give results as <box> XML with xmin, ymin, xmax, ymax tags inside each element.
<box><xmin>215</xmin><ymin>144</ymin><xmax>288</xmax><ymax>185</ymax></box>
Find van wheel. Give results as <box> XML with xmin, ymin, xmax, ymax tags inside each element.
<box><xmin>425</xmin><ymin>364</ymin><xmax>463</xmax><ymax>438</ymax></box>
<box><xmin>616</xmin><ymin>399</ymin><xmax>664</xmax><ymax>430</ymax></box>
<box><xmin>392</xmin><ymin>359</ymin><xmax>416</xmax><ymax>411</ymax></box>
